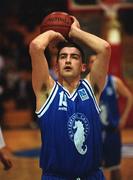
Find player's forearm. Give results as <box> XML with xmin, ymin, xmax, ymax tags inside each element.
<box><xmin>29</xmin><ymin>30</ymin><xmax>58</xmax><ymax>53</ymax></box>
<box><xmin>69</xmin><ymin>27</ymin><xmax>111</xmax><ymax>56</ymax></box>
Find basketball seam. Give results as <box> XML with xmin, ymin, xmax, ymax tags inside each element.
<box><xmin>42</xmin><ymin>25</ymin><xmax>70</xmax><ymax>27</ymax></box>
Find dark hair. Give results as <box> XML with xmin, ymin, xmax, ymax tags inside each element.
<box><xmin>45</xmin><ymin>47</ymin><xmax>51</xmax><ymax>68</ymax></box>
<box><xmin>56</xmin><ymin>41</ymin><xmax>85</xmax><ymax>63</ymax></box>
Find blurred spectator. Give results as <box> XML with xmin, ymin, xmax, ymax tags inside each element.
<box><xmin>0</xmin><ymin>55</ymin><xmax>7</xmax><ymax>123</ymax></box>
<box><xmin>14</xmin><ymin>71</ymin><xmax>32</xmax><ymax>109</ymax></box>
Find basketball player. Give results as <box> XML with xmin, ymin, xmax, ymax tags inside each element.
<box><xmin>29</xmin><ymin>16</ymin><xmax>111</xmax><ymax>179</ymax></box>
<box><xmin>87</xmin><ymin>55</ymin><xmax>133</xmax><ymax>180</ymax></box>
<box><xmin>0</xmin><ymin>127</ymin><xmax>12</xmax><ymax>170</ymax></box>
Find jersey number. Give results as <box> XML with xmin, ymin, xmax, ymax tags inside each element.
<box><xmin>59</xmin><ymin>91</ymin><xmax>67</xmax><ymax>107</ymax></box>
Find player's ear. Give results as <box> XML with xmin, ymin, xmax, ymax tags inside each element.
<box><xmin>81</xmin><ymin>63</ymin><xmax>87</xmax><ymax>73</ymax></box>
<box><xmin>55</xmin><ymin>63</ymin><xmax>59</xmax><ymax>72</ymax></box>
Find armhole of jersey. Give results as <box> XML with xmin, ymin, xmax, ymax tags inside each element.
<box><xmin>35</xmin><ymin>82</ymin><xmax>59</xmax><ymax>118</ymax></box>
<box><xmin>111</xmin><ymin>76</ymin><xmax>117</xmax><ymax>91</ymax></box>
<box><xmin>0</xmin><ymin>127</ymin><xmax>5</xmax><ymax>148</ymax></box>
<box><xmin>111</xmin><ymin>76</ymin><xmax>119</xmax><ymax>98</ymax></box>
<box><xmin>83</xmin><ymin>79</ymin><xmax>101</xmax><ymax>114</ymax></box>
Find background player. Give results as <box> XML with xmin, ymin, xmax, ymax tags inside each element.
<box><xmin>87</xmin><ymin>54</ymin><xmax>133</xmax><ymax>180</ymax></box>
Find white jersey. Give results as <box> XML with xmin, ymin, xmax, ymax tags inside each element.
<box><xmin>0</xmin><ymin>127</ymin><xmax>5</xmax><ymax>149</ymax></box>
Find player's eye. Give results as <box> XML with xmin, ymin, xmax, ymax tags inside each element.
<box><xmin>71</xmin><ymin>54</ymin><xmax>80</xmax><ymax>60</ymax></box>
<box><xmin>59</xmin><ymin>54</ymin><xmax>67</xmax><ymax>59</ymax></box>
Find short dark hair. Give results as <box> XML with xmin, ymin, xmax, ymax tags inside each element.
<box><xmin>56</xmin><ymin>41</ymin><xmax>85</xmax><ymax>62</ymax></box>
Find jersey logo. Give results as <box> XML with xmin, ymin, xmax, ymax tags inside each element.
<box><xmin>58</xmin><ymin>91</ymin><xmax>67</xmax><ymax>111</ymax></box>
<box><xmin>68</xmin><ymin>113</ymin><xmax>90</xmax><ymax>155</ymax></box>
<box><xmin>78</xmin><ymin>88</ymin><xmax>89</xmax><ymax>101</ymax></box>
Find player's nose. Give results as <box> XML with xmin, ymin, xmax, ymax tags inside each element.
<box><xmin>65</xmin><ymin>56</ymin><xmax>71</xmax><ymax>63</ymax></box>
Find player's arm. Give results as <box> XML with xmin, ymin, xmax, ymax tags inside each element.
<box><xmin>115</xmin><ymin>76</ymin><xmax>133</xmax><ymax>128</ymax></box>
<box><xmin>0</xmin><ymin>147</ymin><xmax>13</xmax><ymax>170</ymax></box>
<box><xmin>69</xmin><ymin>17</ymin><xmax>111</xmax><ymax>100</ymax></box>
<box><xmin>0</xmin><ymin>127</ymin><xmax>12</xmax><ymax>170</ymax></box>
<box><xmin>29</xmin><ymin>30</ymin><xmax>64</xmax><ymax>110</ymax></box>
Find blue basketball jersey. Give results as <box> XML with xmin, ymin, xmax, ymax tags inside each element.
<box><xmin>36</xmin><ymin>79</ymin><xmax>102</xmax><ymax>178</ymax></box>
<box><xmin>100</xmin><ymin>75</ymin><xmax>120</xmax><ymax>128</ymax></box>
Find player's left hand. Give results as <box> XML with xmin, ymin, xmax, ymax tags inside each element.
<box><xmin>0</xmin><ymin>148</ymin><xmax>13</xmax><ymax>170</ymax></box>
<box><xmin>119</xmin><ymin>119</ymin><xmax>126</xmax><ymax>130</ymax></box>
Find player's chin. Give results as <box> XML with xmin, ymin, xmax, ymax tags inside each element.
<box><xmin>65</xmin><ymin>74</ymin><xmax>79</xmax><ymax>80</ymax></box>
<box><xmin>63</xmin><ymin>70</ymin><xmax>73</xmax><ymax>76</ymax></box>
<box><xmin>62</xmin><ymin>72</ymin><xmax>73</xmax><ymax>78</ymax></box>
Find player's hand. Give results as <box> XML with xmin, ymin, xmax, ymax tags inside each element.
<box><xmin>0</xmin><ymin>148</ymin><xmax>13</xmax><ymax>170</ymax></box>
<box><xmin>69</xmin><ymin>16</ymin><xmax>81</xmax><ymax>39</ymax></box>
<box><xmin>70</xmin><ymin>16</ymin><xmax>80</xmax><ymax>29</ymax></box>
<box><xmin>119</xmin><ymin>121</ymin><xmax>126</xmax><ymax>130</ymax></box>
<box><xmin>54</xmin><ymin>31</ymin><xmax>66</xmax><ymax>41</ymax></box>
<box><xmin>119</xmin><ymin>117</ymin><xmax>127</xmax><ymax>130</ymax></box>
<box><xmin>48</xmin><ymin>31</ymin><xmax>67</xmax><ymax>53</ymax></box>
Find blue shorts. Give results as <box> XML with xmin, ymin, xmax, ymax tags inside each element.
<box><xmin>41</xmin><ymin>169</ymin><xmax>105</xmax><ymax>180</ymax></box>
<box><xmin>102</xmin><ymin>128</ymin><xmax>121</xmax><ymax>168</ymax></box>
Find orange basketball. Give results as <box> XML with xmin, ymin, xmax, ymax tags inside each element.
<box><xmin>40</xmin><ymin>11</ymin><xmax>73</xmax><ymax>38</ymax></box>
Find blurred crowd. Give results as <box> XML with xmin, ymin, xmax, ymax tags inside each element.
<box><xmin>0</xmin><ymin>27</ymin><xmax>37</xmax><ymax>126</ymax></box>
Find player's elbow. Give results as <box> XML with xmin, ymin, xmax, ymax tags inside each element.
<box><xmin>99</xmin><ymin>41</ymin><xmax>111</xmax><ymax>60</ymax></box>
<box><xmin>104</xmin><ymin>42</ymin><xmax>111</xmax><ymax>57</ymax></box>
<box><xmin>29</xmin><ymin>40</ymin><xmax>45</xmax><ymax>55</ymax></box>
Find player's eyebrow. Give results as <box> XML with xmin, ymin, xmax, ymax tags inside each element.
<box><xmin>71</xmin><ymin>53</ymin><xmax>81</xmax><ymax>57</ymax></box>
<box><xmin>59</xmin><ymin>53</ymin><xmax>81</xmax><ymax>57</ymax></box>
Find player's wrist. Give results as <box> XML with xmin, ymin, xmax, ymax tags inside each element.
<box><xmin>69</xmin><ymin>26</ymin><xmax>82</xmax><ymax>39</ymax></box>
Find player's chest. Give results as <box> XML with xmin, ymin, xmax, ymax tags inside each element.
<box><xmin>54</xmin><ymin>89</ymin><xmax>91</xmax><ymax>112</ymax></box>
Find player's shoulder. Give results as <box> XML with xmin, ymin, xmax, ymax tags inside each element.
<box><xmin>110</xmin><ymin>75</ymin><xmax>125</xmax><ymax>91</ymax></box>
<box><xmin>109</xmin><ymin>74</ymin><xmax>120</xmax><ymax>83</ymax></box>
<box><xmin>111</xmin><ymin>75</ymin><xmax>122</xmax><ymax>84</ymax></box>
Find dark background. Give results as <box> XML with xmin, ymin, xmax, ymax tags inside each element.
<box><xmin>0</xmin><ymin>0</ymin><xmax>133</xmax><ymax>34</ymax></box>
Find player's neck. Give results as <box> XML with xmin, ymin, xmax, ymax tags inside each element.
<box><xmin>58</xmin><ymin>77</ymin><xmax>80</xmax><ymax>94</ymax></box>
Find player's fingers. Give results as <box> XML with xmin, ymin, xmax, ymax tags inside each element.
<box><xmin>4</xmin><ymin>160</ymin><xmax>13</xmax><ymax>170</ymax></box>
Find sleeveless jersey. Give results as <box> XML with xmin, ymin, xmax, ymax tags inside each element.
<box><xmin>36</xmin><ymin>79</ymin><xmax>102</xmax><ymax>178</ymax></box>
<box><xmin>99</xmin><ymin>75</ymin><xmax>120</xmax><ymax>128</ymax></box>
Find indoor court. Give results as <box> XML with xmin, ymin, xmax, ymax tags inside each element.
<box><xmin>0</xmin><ymin>0</ymin><xmax>133</xmax><ymax>180</ymax></box>
<box><xmin>0</xmin><ymin>128</ymin><xmax>132</xmax><ymax>180</ymax></box>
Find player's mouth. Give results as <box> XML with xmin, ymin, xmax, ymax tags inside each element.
<box><xmin>64</xmin><ymin>66</ymin><xmax>72</xmax><ymax>71</ymax></box>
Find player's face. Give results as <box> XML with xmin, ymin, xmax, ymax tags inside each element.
<box><xmin>57</xmin><ymin>47</ymin><xmax>84</xmax><ymax>79</ymax></box>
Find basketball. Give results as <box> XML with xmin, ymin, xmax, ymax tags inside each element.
<box><xmin>40</xmin><ymin>11</ymin><xmax>73</xmax><ymax>38</ymax></box>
